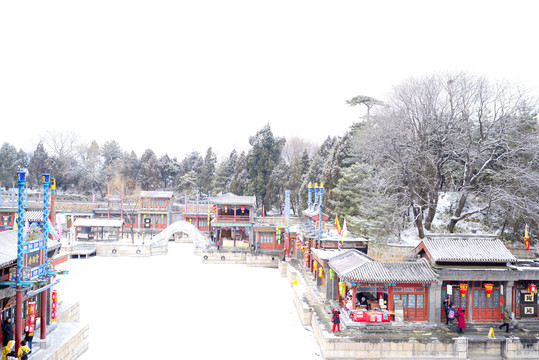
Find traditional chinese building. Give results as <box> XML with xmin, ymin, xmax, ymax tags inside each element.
<box><xmin>0</xmin><ymin>230</ymin><xmax>62</xmax><ymax>344</ymax></box>
<box><xmin>183</xmin><ymin>195</ymin><xmax>212</xmax><ymax>233</ymax></box>
<box><xmin>137</xmin><ymin>191</ymin><xmax>174</xmax><ymax>231</ymax></box>
<box><xmin>415</xmin><ymin>236</ymin><xmax>518</xmax><ymax>324</ymax></box>
<box><xmin>209</xmin><ymin>193</ymin><xmax>256</xmax><ymax>248</ymax></box>
<box><xmin>327</xmin><ymin>249</ymin><xmax>438</xmax><ymax>322</ymax></box>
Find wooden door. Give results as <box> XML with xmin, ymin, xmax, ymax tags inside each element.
<box><xmin>472</xmin><ymin>283</ymin><xmax>500</xmax><ymax>322</ymax></box>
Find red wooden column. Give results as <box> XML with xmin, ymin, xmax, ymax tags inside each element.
<box><xmin>352</xmin><ymin>286</ymin><xmax>357</xmax><ymax>309</ymax></box>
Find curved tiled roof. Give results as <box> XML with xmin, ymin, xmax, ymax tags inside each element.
<box><xmin>209</xmin><ymin>193</ymin><xmax>256</xmax><ymax>206</ymax></box>
<box><xmin>418</xmin><ymin>237</ymin><xmax>517</xmax><ymax>263</ymax></box>
<box><xmin>328</xmin><ymin>249</ymin><xmax>372</xmax><ymax>276</ymax></box>
<box><xmin>341</xmin><ymin>258</ymin><xmax>438</xmax><ymax>284</ymax></box>
<box><xmin>0</xmin><ymin>230</ymin><xmax>61</xmax><ymax>268</ymax></box>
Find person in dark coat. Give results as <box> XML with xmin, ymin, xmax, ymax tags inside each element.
<box><xmin>456</xmin><ymin>306</ymin><xmax>466</xmax><ymax>334</ymax></box>
<box><xmin>1</xmin><ymin>318</ymin><xmax>13</xmax><ymax>346</ymax></box>
<box><xmin>23</xmin><ymin>326</ymin><xmax>33</xmax><ymax>353</ymax></box>
<box><xmin>331</xmin><ymin>308</ymin><xmax>341</xmax><ymax>333</ymax></box>
<box><xmin>443</xmin><ymin>295</ymin><xmax>452</xmax><ymax>325</ymax></box>
<box><xmin>499</xmin><ymin>307</ymin><xmax>510</xmax><ymax>333</ymax></box>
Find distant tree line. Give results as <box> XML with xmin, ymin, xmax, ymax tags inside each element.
<box><xmin>0</xmin><ymin>72</ymin><xmax>537</xmax><ymax>244</ymax></box>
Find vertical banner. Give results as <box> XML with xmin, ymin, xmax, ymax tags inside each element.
<box><xmin>51</xmin><ymin>290</ymin><xmax>58</xmax><ymax>322</ymax></box>
<box><xmin>28</xmin><ymin>301</ymin><xmax>36</xmax><ymax>335</ymax></box>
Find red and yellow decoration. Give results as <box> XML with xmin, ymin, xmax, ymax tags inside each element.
<box><xmin>318</xmin><ymin>266</ymin><xmax>324</xmax><ymax>278</ymax></box>
<box><xmin>529</xmin><ymin>283</ymin><xmax>536</xmax><ymax>295</ymax></box>
<box><xmin>27</xmin><ymin>301</ymin><xmax>36</xmax><ymax>336</ymax></box>
<box><xmin>525</xmin><ymin>224</ymin><xmax>530</xmax><ymax>252</ymax></box>
<box><xmin>338</xmin><ymin>281</ymin><xmax>345</xmax><ymax>295</ymax></box>
<box><xmin>459</xmin><ymin>283</ymin><xmax>468</xmax><ymax>297</ymax></box>
<box><xmin>484</xmin><ymin>283</ymin><xmax>494</xmax><ymax>297</ymax></box>
<box><xmin>51</xmin><ymin>290</ymin><xmax>58</xmax><ymax>322</ymax></box>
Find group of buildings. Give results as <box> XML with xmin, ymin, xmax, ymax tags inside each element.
<box><xmin>2</xmin><ymin>181</ymin><xmax>539</xmax><ymax>350</ymax></box>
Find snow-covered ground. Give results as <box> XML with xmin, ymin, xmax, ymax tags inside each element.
<box><xmin>56</xmin><ymin>243</ymin><xmax>322</xmax><ymax>359</ymax></box>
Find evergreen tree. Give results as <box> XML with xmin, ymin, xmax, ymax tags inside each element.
<box><xmin>229</xmin><ymin>151</ymin><xmax>248</xmax><ymax>195</ymax></box>
<box><xmin>28</xmin><ymin>142</ymin><xmax>51</xmax><ymax>188</ymax></box>
<box><xmin>200</xmin><ymin>147</ymin><xmax>217</xmax><ymax>195</ymax></box>
<box><xmin>0</xmin><ymin>143</ymin><xmax>19</xmax><ymax>187</ymax></box>
<box><xmin>287</xmin><ymin>150</ymin><xmax>310</xmax><ymax>215</ymax></box>
<box><xmin>245</xmin><ymin>125</ymin><xmax>285</xmax><ymax>212</ymax></box>
<box><xmin>212</xmin><ymin>150</ymin><xmax>237</xmax><ymax>194</ymax></box>
<box><xmin>139</xmin><ymin>149</ymin><xmax>161</xmax><ymax>190</ymax></box>
<box><xmin>265</xmin><ymin>157</ymin><xmax>290</xmax><ymax>214</ymax></box>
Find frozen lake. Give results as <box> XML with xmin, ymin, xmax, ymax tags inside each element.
<box><xmin>57</xmin><ymin>242</ymin><xmax>322</xmax><ymax>359</ymax></box>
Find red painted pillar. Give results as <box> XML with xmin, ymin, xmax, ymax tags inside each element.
<box><xmin>352</xmin><ymin>286</ymin><xmax>357</xmax><ymax>309</ymax></box>
<box><xmin>40</xmin><ymin>286</ymin><xmax>47</xmax><ymax>339</ymax></box>
<box><xmin>15</xmin><ymin>287</ymin><xmax>22</xmax><ymax>354</ymax></box>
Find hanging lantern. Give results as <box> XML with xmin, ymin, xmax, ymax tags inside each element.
<box><xmin>484</xmin><ymin>283</ymin><xmax>494</xmax><ymax>297</ymax></box>
<box><xmin>319</xmin><ymin>266</ymin><xmax>324</xmax><ymax>278</ymax></box>
<box><xmin>459</xmin><ymin>283</ymin><xmax>468</xmax><ymax>297</ymax></box>
<box><xmin>27</xmin><ymin>301</ymin><xmax>36</xmax><ymax>336</ymax></box>
<box><xmin>224</xmin><ymin>205</ymin><xmax>228</xmax><ymax>213</ymax></box>
<box><xmin>241</xmin><ymin>205</ymin><xmax>245</xmax><ymax>213</ymax></box>
<box><xmin>529</xmin><ymin>283</ymin><xmax>536</xmax><ymax>294</ymax></box>
<box><xmin>313</xmin><ymin>261</ymin><xmax>318</xmax><ymax>272</ymax></box>
<box><xmin>51</xmin><ymin>290</ymin><xmax>58</xmax><ymax>322</ymax></box>
<box><xmin>339</xmin><ymin>281</ymin><xmax>345</xmax><ymax>295</ymax></box>
<box><xmin>212</xmin><ymin>204</ymin><xmax>217</xmax><ymax>212</ymax></box>
<box><xmin>330</xmin><ymin>269</ymin><xmax>335</xmax><ymax>280</ymax></box>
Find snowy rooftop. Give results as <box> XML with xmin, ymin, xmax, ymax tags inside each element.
<box><xmin>73</xmin><ymin>218</ymin><xmax>124</xmax><ymax>228</ymax></box>
<box><xmin>341</xmin><ymin>258</ymin><xmax>438</xmax><ymax>284</ymax></box>
<box><xmin>209</xmin><ymin>193</ymin><xmax>256</xmax><ymax>206</ymax></box>
<box><xmin>0</xmin><ymin>230</ymin><xmax>61</xmax><ymax>268</ymax></box>
<box><xmin>140</xmin><ymin>191</ymin><xmax>174</xmax><ymax>199</ymax></box>
<box><xmin>312</xmin><ymin>248</ymin><xmax>348</xmax><ymax>261</ymax></box>
<box><xmin>417</xmin><ymin>237</ymin><xmax>517</xmax><ymax>264</ymax></box>
<box><xmin>328</xmin><ymin>249</ymin><xmax>372</xmax><ymax>276</ymax></box>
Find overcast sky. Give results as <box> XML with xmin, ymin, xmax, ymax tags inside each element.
<box><xmin>1</xmin><ymin>0</ymin><xmax>538</xmax><ymax>161</ymax></box>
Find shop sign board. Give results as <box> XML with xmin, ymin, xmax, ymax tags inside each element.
<box><xmin>394</xmin><ymin>299</ymin><xmax>404</xmax><ymax>322</ymax></box>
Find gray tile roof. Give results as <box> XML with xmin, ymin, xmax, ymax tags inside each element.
<box><xmin>312</xmin><ymin>248</ymin><xmax>348</xmax><ymax>261</ymax></box>
<box><xmin>418</xmin><ymin>237</ymin><xmax>517</xmax><ymax>263</ymax></box>
<box><xmin>209</xmin><ymin>193</ymin><xmax>256</xmax><ymax>206</ymax></box>
<box><xmin>140</xmin><ymin>191</ymin><xmax>174</xmax><ymax>199</ymax></box>
<box><xmin>341</xmin><ymin>258</ymin><xmax>438</xmax><ymax>284</ymax></box>
<box><xmin>24</xmin><ymin>211</ymin><xmax>43</xmax><ymax>222</ymax></box>
<box><xmin>0</xmin><ymin>230</ymin><xmax>61</xmax><ymax>268</ymax></box>
<box><xmin>327</xmin><ymin>249</ymin><xmax>373</xmax><ymax>276</ymax></box>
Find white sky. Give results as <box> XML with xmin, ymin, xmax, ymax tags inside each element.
<box><xmin>1</xmin><ymin>0</ymin><xmax>538</xmax><ymax>160</ymax></box>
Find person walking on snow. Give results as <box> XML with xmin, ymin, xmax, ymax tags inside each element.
<box><xmin>499</xmin><ymin>306</ymin><xmax>510</xmax><ymax>333</ymax></box>
<box><xmin>456</xmin><ymin>306</ymin><xmax>466</xmax><ymax>334</ymax></box>
<box><xmin>331</xmin><ymin>308</ymin><xmax>341</xmax><ymax>333</ymax></box>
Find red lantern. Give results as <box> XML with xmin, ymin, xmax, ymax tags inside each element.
<box><xmin>241</xmin><ymin>205</ymin><xmax>245</xmax><ymax>213</ymax></box>
<box><xmin>529</xmin><ymin>283</ymin><xmax>536</xmax><ymax>294</ymax></box>
<box><xmin>212</xmin><ymin>204</ymin><xmax>217</xmax><ymax>212</ymax></box>
<box><xmin>459</xmin><ymin>283</ymin><xmax>468</xmax><ymax>297</ymax></box>
<box><xmin>484</xmin><ymin>283</ymin><xmax>494</xmax><ymax>298</ymax></box>
<box><xmin>51</xmin><ymin>290</ymin><xmax>58</xmax><ymax>322</ymax></box>
<box><xmin>224</xmin><ymin>206</ymin><xmax>228</xmax><ymax>213</ymax></box>
<box><xmin>27</xmin><ymin>301</ymin><xmax>36</xmax><ymax>335</ymax></box>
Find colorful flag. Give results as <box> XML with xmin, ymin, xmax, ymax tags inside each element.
<box><xmin>341</xmin><ymin>219</ymin><xmax>348</xmax><ymax>243</ymax></box>
<box><xmin>335</xmin><ymin>213</ymin><xmax>341</xmax><ymax>235</ymax></box>
<box><xmin>525</xmin><ymin>224</ymin><xmax>530</xmax><ymax>252</ymax></box>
